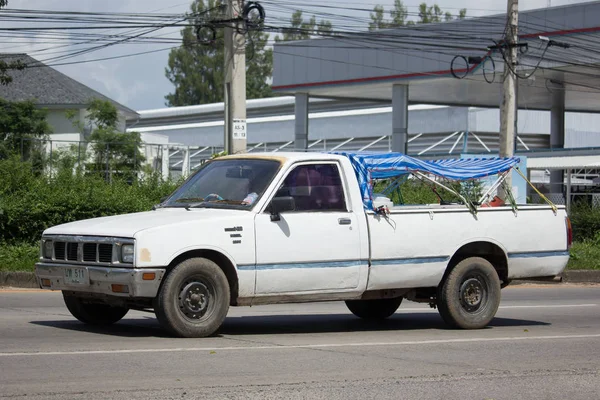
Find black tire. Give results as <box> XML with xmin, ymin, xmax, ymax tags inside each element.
<box><xmin>154</xmin><ymin>257</ymin><xmax>230</xmax><ymax>338</ymax></box>
<box><xmin>437</xmin><ymin>257</ymin><xmax>501</xmax><ymax>329</ymax></box>
<box><xmin>345</xmin><ymin>298</ymin><xmax>403</xmax><ymax>320</ymax></box>
<box><xmin>62</xmin><ymin>292</ymin><xmax>128</xmax><ymax>325</ymax></box>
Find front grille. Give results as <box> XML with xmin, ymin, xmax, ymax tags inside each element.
<box><xmin>54</xmin><ymin>242</ymin><xmax>66</xmax><ymax>260</ymax></box>
<box><xmin>83</xmin><ymin>243</ymin><xmax>97</xmax><ymax>262</ymax></box>
<box><xmin>66</xmin><ymin>243</ymin><xmax>78</xmax><ymax>261</ymax></box>
<box><xmin>47</xmin><ymin>237</ymin><xmax>128</xmax><ymax>265</ymax></box>
<box><xmin>98</xmin><ymin>244</ymin><xmax>113</xmax><ymax>263</ymax></box>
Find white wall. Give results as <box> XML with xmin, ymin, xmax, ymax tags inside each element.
<box><xmin>46</xmin><ymin>109</ymin><xmax>81</xmax><ymax>136</ymax></box>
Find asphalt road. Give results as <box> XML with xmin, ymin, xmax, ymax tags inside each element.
<box><xmin>1</xmin><ymin>285</ymin><xmax>599</xmax><ymax>400</ymax></box>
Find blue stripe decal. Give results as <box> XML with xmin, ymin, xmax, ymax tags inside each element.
<box><xmin>254</xmin><ymin>260</ymin><xmax>365</xmax><ymax>271</ymax></box>
<box><xmin>239</xmin><ymin>257</ymin><xmax>448</xmax><ymax>271</ymax></box>
<box><xmin>508</xmin><ymin>251</ymin><xmax>570</xmax><ymax>259</ymax></box>
<box><xmin>238</xmin><ymin>261</ymin><xmax>364</xmax><ymax>271</ymax></box>
<box><xmin>371</xmin><ymin>256</ymin><xmax>449</xmax><ymax>266</ymax></box>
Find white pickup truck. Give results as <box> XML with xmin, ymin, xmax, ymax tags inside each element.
<box><xmin>35</xmin><ymin>152</ymin><xmax>571</xmax><ymax>337</ymax></box>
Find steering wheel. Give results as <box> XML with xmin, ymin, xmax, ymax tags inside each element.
<box><xmin>204</xmin><ymin>193</ymin><xmax>224</xmax><ymax>202</ymax></box>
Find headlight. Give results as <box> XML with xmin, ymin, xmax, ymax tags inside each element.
<box><xmin>42</xmin><ymin>240</ymin><xmax>53</xmax><ymax>259</ymax></box>
<box><xmin>121</xmin><ymin>244</ymin><xmax>134</xmax><ymax>263</ymax></box>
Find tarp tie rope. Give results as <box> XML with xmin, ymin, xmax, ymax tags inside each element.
<box><xmin>514</xmin><ymin>167</ymin><xmax>558</xmax><ymax>214</ymax></box>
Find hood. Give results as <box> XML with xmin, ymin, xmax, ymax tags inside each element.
<box><xmin>43</xmin><ymin>208</ymin><xmax>248</xmax><ymax>238</ymax></box>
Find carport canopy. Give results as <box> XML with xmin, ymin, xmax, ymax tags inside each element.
<box><xmin>272</xmin><ymin>1</ymin><xmax>600</xmax><ymax>159</ymax></box>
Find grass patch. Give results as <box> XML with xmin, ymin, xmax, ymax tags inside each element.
<box><xmin>568</xmin><ymin>240</ymin><xmax>600</xmax><ymax>270</ymax></box>
<box><xmin>0</xmin><ymin>243</ymin><xmax>38</xmax><ymax>272</ymax></box>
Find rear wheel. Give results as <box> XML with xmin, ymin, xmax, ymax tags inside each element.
<box><xmin>154</xmin><ymin>257</ymin><xmax>230</xmax><ymax>338</ymax></box>
<box><xmin>437</xmin><ymin>257</ymin><xmax>501</xmax><ymax>329</ymax></box>
<box><xmin>345</xmin><ymin>298</ymin><xmax>403</xmax><ymax>320</ymax></box>
<box><xmin>63</xmin><ymin>293</ymin><xmax>128</xmax><ymax>325</ymax></box>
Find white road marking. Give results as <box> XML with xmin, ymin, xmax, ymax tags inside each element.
<box><xmin>397</xmin><ymin>304</ymin><xmax>597</xmax><ymax>312</ymax></box>
<box><xmin>499</xmin><ymin>304</ymin><xmax>597</xmax><ymax>309</ymax></box>
<box><xmin>1</xmin><ymin>334</ymin><xmax>600</xmax><ymax>357</ymax></box>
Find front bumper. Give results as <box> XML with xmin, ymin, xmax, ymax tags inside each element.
<box><xmin>35</xmin><ymin>263</ymin><xmax>166</xmax><ymax>298</ymax></box>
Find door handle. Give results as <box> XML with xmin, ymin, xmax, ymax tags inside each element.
<box><xmin>338</xmin><ymin>218</ymin><xmax>352</xmax><ymax>225</ymax></box>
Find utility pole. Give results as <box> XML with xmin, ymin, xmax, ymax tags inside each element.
<box><xmin>498</xmin><ymin>0</ymin><xmax>518</xmax><ymax>201</ymax></box>
<box><xmin>224</xmin><ymin>0</ymin><xmax>247</xmax><ymax>154</ymax></box>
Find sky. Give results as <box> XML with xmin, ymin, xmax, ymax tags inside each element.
<box><xmin>0</xmin><ymin>0</ymin><xmax>596</xmax><ymax>111</ymax></box>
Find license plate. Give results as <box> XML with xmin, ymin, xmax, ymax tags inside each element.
<box><xmin>64</xmin><ymin>267</ymin><xmax>89</xmax><ymax>285</ymax></box>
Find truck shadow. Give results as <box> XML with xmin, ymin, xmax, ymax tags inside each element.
<box><xmin>30</xmin><ymin>313</ymin><xmax>549</xmax><ymax>338</ymax></box>
<box><xmin>30</xmin><ymin>317</ymin><xmax>170</xmax><ymax>338</ymax></box>
<box><xmin>219</xmin><ymin>313</ymin><xmax>549</xmax><ymax>335</ymax></box>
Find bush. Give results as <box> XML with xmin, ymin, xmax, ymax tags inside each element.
<box><xmin>569</xmin><ymin>202</ymin><xmax>600</xmax><ymax>242</ymax></box>
<box><xmin>0</xmin><ymin>157</ymin><xmax>181</xmax><ymax>245</ymax></box>
<box><xmin>374</xmin><ymin>177</ymin><xmax>483</xmax><ymax>205</ymax></box>
<box><xmin>0</xmin><ymin>242</ymin><xmax>38</xmax><ymax>272</ymax></box>
<box><xmin>568</xmin><ymin>232</ymin><xmax>600</xmax><ymax>270</ymax></box>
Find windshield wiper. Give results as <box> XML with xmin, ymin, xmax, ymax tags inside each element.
<box><xmin>185</xmin><ymin>199</ymin><xmax>247</xmax><ymax>210</ymax></box>
<box><xmin>185</xmin><ymin>202</ymin><xmax>208</xmax><ymax>210</ymax></box>
<box><xmin>174</xmin><ymin>197</ymin><xmax>205</xmax><ymax>203</ymax></box>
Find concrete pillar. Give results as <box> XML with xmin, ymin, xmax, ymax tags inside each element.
<box><xmin>294</xmin><ymin>93</ymin><xmax>309</xmax><ymax>151</ymax></box>
<box><xmin>566</xmin><ymin>169</ymin><xmax>572</xmax><ymax>214</ymax></box>
<box><xmin>550</xmin><ymin>85</ymin><xmax>565</xmax><ymax>192</ymax></box>
<box><xmin>392</xmin><ymin>84</ymin><xmax>409</xmax><ymax>153</ymax></box>
<box><xmin>182</xmin><ymin>146</ymin><xmax>190</xmax><ymax>178</ymax></box>
<box><xmin>161</xmin><ymin>145</ymin><xmax>170</xmax><ymax>180</ymax></box>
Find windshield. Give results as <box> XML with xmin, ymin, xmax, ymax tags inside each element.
<box><xmin>163</xmin><ymin>158</ymin><xmax>281</xmax><ymax>209</ymax></box>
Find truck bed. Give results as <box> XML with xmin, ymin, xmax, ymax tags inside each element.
<box><xmin>365</xmin><ymin>204</ymin><xmax>569</xmax><ymax>291</ymax></box>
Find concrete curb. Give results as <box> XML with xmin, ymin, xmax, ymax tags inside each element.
<box><xmin>563</xmin><ymin>270</ymin><xmax>600</xmax><ymax>283</ymax></box>
<box><xmin>1</xmin><ymin>270</ymin><xmax>600</xmax><ymax>289</ymax></box>
<box><xmin>0</xmin><ymin>272</ymin><xmax>39</xmax><ymax>288</ymax></box>
<box><xmin>503</xmin><ymin>270</ymin><xmax>600</xmax><ymax>285</ymax></box>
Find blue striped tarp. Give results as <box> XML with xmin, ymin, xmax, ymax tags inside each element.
<box><xmin>334</xmin><ymin>152</ymin><xmax>520</xmax><ymax>210</ymax></box>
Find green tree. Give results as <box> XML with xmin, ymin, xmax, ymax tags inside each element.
<box><xmin>62</xmin><ymin>99</ymin><xmax>145</xmax><ymax>180</ymax></box>
<box><xmin>165</xmin><ymin>0</ymin><xmax>272</xmax><ymax>106</ymax></box>
<box><xmin>87</xmin><ymin>99</ymin><xmax>145</xmax><ymax>180</ymax></box>
<box><xmin>275</xmin><ymin>10</ymin><xmax>333</xmax><ymax>42</ymax></box>
<box><xmin>369</xmin><ymin>2</ymin><xmax>466</xmax><ymax>29</ymax></box>
<box><xmin>369</xmin><ymin>1</ymin><xmax>413</xmax><ymax>30</ymax></box>
<box><xmin>417</xmin><ymin>2</ymin><xmax>466</xmax><ymax>24</ymax></box>
<box><xmin>390</xmin><ymin>0</ymin><xmax>410</xmax><ymax>27</ymax></box>
<box><xmin>0</xmin><ymin>98</ymin><xmax>52</xmax><ymax>160</ymax></box>
<box><xmin>369</xmin><ymin>5</ymin><xmax>389</xmax><ymax>31</ymax></box>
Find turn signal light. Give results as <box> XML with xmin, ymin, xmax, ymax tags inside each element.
<box><xmin>111</xmin><ymin>284</ymin><xmax>129</xmax><ymax>293</ymax></box>
<box><xmin>142</xmin><ymin>272</ymin><xmax>156</xmax><ymax>281</ymax></box>
<box><xmin>41</xmin><ymin>279</ymin><xmax>52</xmax><ymax>287</ymax></box>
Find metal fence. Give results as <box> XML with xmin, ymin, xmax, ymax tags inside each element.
<box><xmin>19</xmin><ymin>138</ymin><xmax>225</xmax><ymax>180</ymax></box>
<box><xmin>17</xmin><ymin>138</ymin><xmax>600</xmax><ymax>207</ymax></box>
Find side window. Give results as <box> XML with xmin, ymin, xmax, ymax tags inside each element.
<box><xmin>277</xmin><ymin>164</ymin><xmax>347</xmax><ymax>212</ymax></box>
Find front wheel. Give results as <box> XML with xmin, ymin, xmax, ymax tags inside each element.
<box><xmin>154</xmin><ymin>257</ymin><xmax>230</xmax><ymax>338</ymax></box>
<box><xmin>63</xmin><ymin>293</ymin><xmax>129</xmax><ymax>325</ymax></box>
<box><xmin>437</xmin><ymin>257</ymin><xmax>501</xmax><ymax>329</ymax></box>
<box><xmin>345</xmin><ymin>298</ymin><xmax>403</xmax><ymax>320</ymax></box>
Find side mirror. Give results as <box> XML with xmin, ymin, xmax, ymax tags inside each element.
<box><xmin>270</xmin><ymin>196</ymin><xmax>295</xmax><ymax>222</ymax></box>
